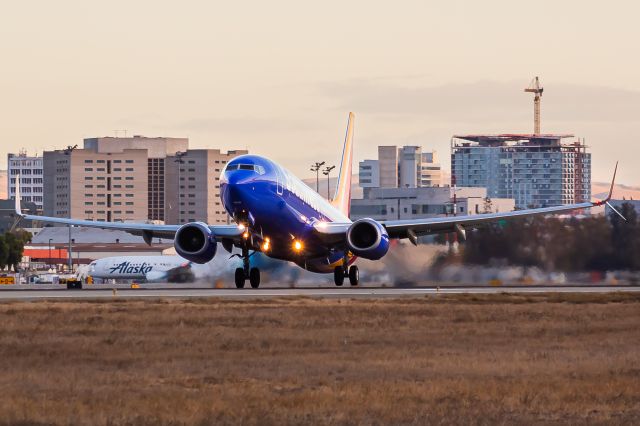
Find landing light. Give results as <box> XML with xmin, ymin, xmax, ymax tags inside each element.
<box><xmin>262</xmin><ymin>239</ymin><xmax>270</xmax><ymax>251</ymax></box>
<box><xmin>238</xmin><ymin>223</ymin><xmax>246</xmax><ymax>231</ymax></box>
<box><xmin>293</xmin><ymin>240</ymin><xmax>303</xmax><ymax>252</ymax></box>
<box><xmin>242</xmin><ymin>231</ymin><xmax>250</xmax><ymax>239</ymax></box>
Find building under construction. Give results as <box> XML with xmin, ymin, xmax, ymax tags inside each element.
<box><xmin>450</xmin><ymin>134</ymin><xmax>591</xmax><ymax>209</ymax></box>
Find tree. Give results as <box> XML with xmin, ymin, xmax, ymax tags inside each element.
<box><xmin>4</xmin><ymin>230</ymin><xmax>31</xmax><ymax>272</ymax></box>
<box><xmin>609</xmin><ymin>203</ymin><xmax>640</xmax><ymax>270</ymax></box>
<box><xmin>0</xmin><ymin>234</ymin><xmax>8</xmax><ymax>270</ymax></box>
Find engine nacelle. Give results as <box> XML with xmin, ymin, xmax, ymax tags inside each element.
<box><xmin>346</xmin><ymin>218</ymin><xmax>390</xmax><ymax>260</ymax></box>
<box><xmin>174</xmin><ymin>222</ymin><xmax>217</xmax><ymax>264</ymax></box>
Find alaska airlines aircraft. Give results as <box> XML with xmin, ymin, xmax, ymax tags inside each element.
<box><xmin>15</xmin><ymin>113</ymin><xmax>620</xmax><ymax>288</ymax></box>
<box><xmin>86</xmin><ymin>256</ymin><xmax>194</xmax><ymax>282</ymax></box>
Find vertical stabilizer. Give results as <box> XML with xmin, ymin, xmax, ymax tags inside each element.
<box><xmin>331</xmin><ymin>112</ymin><xmax>355</xmax><ymax>217</ymax></box>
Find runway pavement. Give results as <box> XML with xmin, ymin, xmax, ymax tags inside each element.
<box><xmin>0</xmin><ymin>285</ymin><xmax>638</xmax><ymax>300</ymax></box>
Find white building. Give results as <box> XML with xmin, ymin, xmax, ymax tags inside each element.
<box><xmin>351</xmin><ymin>186</ymin><xmax>515</xmax><ymax>222</ymax></box>
<box><xmin>8</xmin><ymin>151</ymin><xmax>44</xmax><ymax>212</ymax></box>
<box><xmin>358</xmin><ymin>145</ymin><xmax>443</xmax><ymax>190</ymax></box>
<box><xmin>358</xmin><ymin>159</ymin><xmax>380</xmax><ymax>188</ymax></box>
<box><xmin>420</xmin><ymin>151</ymin><xmax>443</xmax><ymax>187</ymax></box>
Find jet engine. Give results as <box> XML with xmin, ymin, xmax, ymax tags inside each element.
<box><xmin>346</xmin><ymin>218</ymin><xmax>390</xmax><ymax>260</ymax></box>
<box><xmin>174</xmin><ymin>222</ymin><xmax>217</xmax><ymax>264</ymax></box>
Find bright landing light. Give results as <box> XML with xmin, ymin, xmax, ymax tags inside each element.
<box><xmin>293</xmin><ymin>240</ymin><xmax>303</xmax><ymax>252</ymax></box>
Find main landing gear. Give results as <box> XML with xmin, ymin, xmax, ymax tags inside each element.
<box><xmin>334</xmin><ymin>264</ymin><xmax>359</xmax><ymax>287</ymax></box>
<box><xmin>234</xmin><ymin>245</ymin><xmax>260</xmax><ymax>288</ymax></box>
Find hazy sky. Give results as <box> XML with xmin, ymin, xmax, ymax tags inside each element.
<box><xmin>1</xmin><ymin>1</ymin><xmax>639</xmax><ymax>185</ymax></box>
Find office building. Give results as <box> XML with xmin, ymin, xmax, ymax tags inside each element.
<box><xmin>83</xmin><ymin>136</ymin><xmax>189</xmax><ymax>222</ymax></box>
<box><xmin>43</xmin><ymin>136</ymin><xmax>247</xmax><ymax>225</ymax></box>
<box><xmin>7</xmin><ymin>151</ymin><xmax>44</xmax><ymax>212</ymax></box>
<box><xmin>165</xmin><ymin>149</ymin><xmax>248</xmax><ymax>225</ymax></box>
<box><xmin>451</xmin><ymin>134</ymin><xmax>591</xmax><ymax>209</ymax></box>
<box><xmin>44</xmin><ymin>146</ymin><xmax>151</xmax><ymax>222</ymax></box>
<box><xmin>359</xmin><ymin>146</ymin><xmax>443</xmax><ymax>190</ymax></box>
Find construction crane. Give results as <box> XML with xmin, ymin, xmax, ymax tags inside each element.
<box><xmin>524</xmin><ymin>76</ymin><xmax>543</xmax><ymax>134</ymax></box>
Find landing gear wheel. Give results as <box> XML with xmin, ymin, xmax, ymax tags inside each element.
<box><xmin>249</xmin><ymin>267</ymin><xmax>261</xmax><ymax>288</ymax></box>
<box><xmin>348</xmin><ymin>265</ymin><xmax>359</xmax><ymax>286</ymax></box>
<box><xmin>333</xmin><ymin>266</ymin><xmax>344</xmax><ymax>287</ymax></box>
<box><xmin>234</xmin><ymin>268</ymin><xmax>245</xmax><ymax>288</ymax></box>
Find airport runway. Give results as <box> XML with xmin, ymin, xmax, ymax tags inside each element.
<box><xmin>0</xmin><ymin>285</ymin><xmax>638</xmax><ymax>300</ymax></box>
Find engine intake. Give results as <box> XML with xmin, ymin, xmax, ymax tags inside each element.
<box><xmin>174</xmin><ymin>222</ymin><xmax>217</xmax><ymax>264</ymax></box>
<box><xmin>346</xmin><ymin>218</ymin><xmax>390</xmax><ymax>260</ymax></box>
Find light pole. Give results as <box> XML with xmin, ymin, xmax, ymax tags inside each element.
<box><xmin>48</xmin><ymin>238</ymin><xmax>52</xmax><ymax>270</ymax></box>
<box><xmin>175</xmin><ymin>152</ymin><xmax>186</xmax><ymax>224</ymax></box>
<box><xmin>322</xmin><ymin>165</ymin><xmax>335</xmax><ymax>200</ymax></box>
<box><xmin>310</xmin><ymin>161</ymin><xmax>325</xmax><ymax>193</ymax></box>
<box><xmin>64</xmin><ymin>144</ymin><xmax>77</xmax><ymax>271</ymax></box>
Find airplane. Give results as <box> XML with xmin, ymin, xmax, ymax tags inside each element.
<box><xmin>15</xmin><ymin>112</ymin><xmax>622</xmax><ymax>288</ymax></box>
<box><xmin>84</xmin><ymin>255</ymin><xmax>196</xmax><ymax>282</ymax></box>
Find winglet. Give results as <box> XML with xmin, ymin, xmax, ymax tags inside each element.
<box><xmin>593</xmin><ymin>162</ymin><xmax>626</xmax><ymax>221</ymax></box>
<box><xmin>605</xmin><ymin>161</ymin><xmax>618</xmax><ymax>203</ymax></box>
<box><xmin>14</xmin><ymin>174</ymin><xmax>23</xmax><ymax>217</ymax></box>
<box><xmin>331</xmin><ymin>112</ymin><xmax>355</xmax><ymax>217</ymax></box>
<box><xmin>595</xmin><ymin>161</ymin><xmax>618</xmax><ymax>206</ymax></box>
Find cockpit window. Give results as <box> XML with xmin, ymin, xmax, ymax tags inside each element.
<box><xmin>226</xmin><ymin>163</ymin><xmax>266</xmax><ymax>175</ymax></box>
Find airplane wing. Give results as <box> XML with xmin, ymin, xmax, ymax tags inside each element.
<box><xmin>14</xmin><ymin>178</ymin><xmax>243</xmax><ymax>242</ymax></box>
<box><xmin>314</xmin><ymin>163</ymin><xmax>624</xmax><ymax>245</ymax></box>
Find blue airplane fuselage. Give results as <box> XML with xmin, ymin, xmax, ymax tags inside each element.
<box><xmin>220</xmin><ymin>154</ymin><xmax>354</xmax><ymax>273</ymax></box>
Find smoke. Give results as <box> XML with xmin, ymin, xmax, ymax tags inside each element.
<box><xmin>356</xmin><ymin>242</ymin><xmax>445</xmax><ymax>286</ymax></box>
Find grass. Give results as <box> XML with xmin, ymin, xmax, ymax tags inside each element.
<box><xmin>0</xmin><ymin>293</ymin><xmax>639</xmax><ymax>424</ymax></box>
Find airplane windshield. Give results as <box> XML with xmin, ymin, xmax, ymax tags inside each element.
<box><xmin>225</xmin><ymin>164</ymin><xmax>266</xmax><ymax>175</ymax></box>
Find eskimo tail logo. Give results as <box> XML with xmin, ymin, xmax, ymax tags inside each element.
<box><xmin>109</xmin><ymin>262</ymin><xmax>153</xmax><ymax>275</ymax></box>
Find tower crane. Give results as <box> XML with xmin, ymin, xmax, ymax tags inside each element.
<box><xmin>524</xmin><ymin>76</ymin><xmax>543</xmax><ymax>134</ymax></box>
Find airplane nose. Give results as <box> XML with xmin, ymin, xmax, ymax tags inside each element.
<box><xmin>221</xmin><ymin>171</ymin><xmax>254</xmax><ymax>211</ymax></box>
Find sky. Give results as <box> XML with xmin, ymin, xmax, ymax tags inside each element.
<box><xmin>1</xmin><ymin>0</ymin><xmax>639</xmax><ymax>185</ymax></box>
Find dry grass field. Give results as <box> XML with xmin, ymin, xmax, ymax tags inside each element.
<box><xmin>0</xmin><ymin>293</ymin><xmax>639</xmax><ymax>425</ymax></box>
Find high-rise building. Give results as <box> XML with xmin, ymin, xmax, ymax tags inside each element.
<box><xmin>358</xmin><ymin>145</ymin><xmax>443</xmax><ymax>190</ymax></box>
<box><xmin>165</xmin><ymin>149</ymin><xmax>248</xmax><ymax>225</ymax></box>
<box><xmin>451</xmin><ymin>134</ymin><xmax>591</xmax><ymax>209</ymax></box>
<box><xmin>8</xmin><ymin>151</ymin><xmax>44</xmax><ymax>212</ymax></box>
